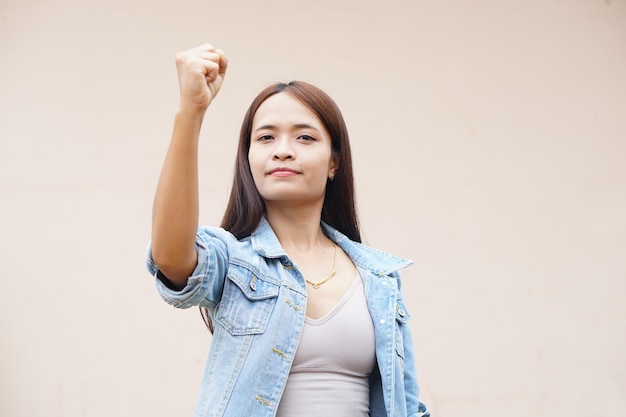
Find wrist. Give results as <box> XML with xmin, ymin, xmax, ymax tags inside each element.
<box><xmin>176</xmin><ymin>103</ymin><xmax>207</xmax><ymax>122</ymax></box>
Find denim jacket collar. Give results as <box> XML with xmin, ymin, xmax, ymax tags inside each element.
<box><xmin>249</xmin><ymin>217</ymin><xmax>285</xmax><ymax>258</ymax></box>
<box><xmin>250</xmin><ymin>217</ymin><xmax>412</xmax><ymax>276</ymax></box>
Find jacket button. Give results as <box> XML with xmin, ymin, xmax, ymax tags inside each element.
<box><xmin>380</xmin><ymin>319</ymin><xmax>386</xmax><ymax>324</ymax></box>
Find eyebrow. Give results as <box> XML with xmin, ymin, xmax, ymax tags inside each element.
<box><xmin>254</xmin><ymin>123</ymin><xmax>321</xmax><ymax>133</ymax></box>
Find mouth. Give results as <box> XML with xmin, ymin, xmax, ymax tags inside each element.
<box><xmin>268</xmin><ymin>167</ymin><xmax>299</xmax><ymax>176</ymax></box>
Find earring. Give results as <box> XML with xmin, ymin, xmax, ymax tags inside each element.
<box><xmin>329</xmin><ymin>174</ymin><xmax>335</xmax><ymax>181</ymax></box>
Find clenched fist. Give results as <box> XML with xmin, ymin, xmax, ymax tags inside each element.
<box><xmin>175</xmin><ymin>43</ymin><xmax>228</xmax><ymax>112</ymax></box>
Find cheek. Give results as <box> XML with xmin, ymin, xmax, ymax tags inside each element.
<box><xmin>247</xmin><ymin>154</ymin><xmax>271</xmax><ymax>195</ymax></box>
<box><xmin>248</xmin><ymin>159</ymin><xmax>263</xmax><ymax>185</ymax></box>
<box><xmin>247</xmin><ymin>148</ymin><xmax>261</xmax><ymax>173</ymax></box>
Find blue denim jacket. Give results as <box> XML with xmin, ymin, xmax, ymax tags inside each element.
<box><xmin>147</xmin><ymin>218</ymin><xmax>429</xmax><ymax>417</ymax></box>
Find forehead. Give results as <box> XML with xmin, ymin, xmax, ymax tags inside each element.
<box><xmin>252</xmin><ymin>92</ymin><xmax>324</xmax><ymax>129</ymax></box>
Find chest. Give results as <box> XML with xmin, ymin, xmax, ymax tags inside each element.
<box><xmin>287</xmin><ymin>247</ymin><xmax>358</xmax><ymax>320</ymax></box>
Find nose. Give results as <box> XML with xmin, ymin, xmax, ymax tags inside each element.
<box><xmin>272</xmin><ymin>138</ymin><xmax>294</xmax><ymax>160</ymax></box>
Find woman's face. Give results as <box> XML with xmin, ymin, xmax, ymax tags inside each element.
<box><xmin>249</xmin><ymin>92</ymin><xmax>336</xmax><ymax>209</ymax></box>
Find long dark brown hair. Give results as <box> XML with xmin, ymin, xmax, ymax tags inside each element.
<box><xmin>201</xmin><ymin>81</ymin><xmax>360</xmax><ymax>332</ymax></box>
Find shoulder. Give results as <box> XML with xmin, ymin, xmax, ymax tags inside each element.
<box><xmin>197</xmin><ymin>225</ymin><xmax>235</xmax><ymax>240</ymax></box>
<box><xmin>197</xmin><ymin>225</ymin><xmax>270</xmax><ymax>265</ymax></box>
<box><xmin>194</xmin><ymin>226</ymin><xmax>232</xmax><ymax>253</ymax></box>
<box><xmin>197</xmin><ymin>225</ymin><xmax>258</xmax><ymax>255</ymax></box>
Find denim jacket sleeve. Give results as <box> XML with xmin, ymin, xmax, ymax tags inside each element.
<box><xmin>397</xmin><ymin>279</ymin><xmax>431</xmax><ymax>417</ymax></box>
<box><xmin>145</xmin><ymin>227</ymin><xmax>232</xmax><ymax>309</ymax></box>
<box><xmin>405</xmin><ymin>325</ymin><xmax>431</xmax><ymax>416</ymax></box>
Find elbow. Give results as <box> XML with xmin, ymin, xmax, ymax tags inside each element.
<box><xmin>151</xmin><ymin>245</ymin><xmax>197</xmax><ymax>288</ymax></box>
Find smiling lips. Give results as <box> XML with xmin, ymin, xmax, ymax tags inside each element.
<box><xmin>268</xmin><ymin>167</ymin><xmax>299</xmax><ymax>177</ymax></box>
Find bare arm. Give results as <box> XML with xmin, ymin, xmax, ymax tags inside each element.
<box><xmin>151</xmin><ymin>44</ymin><xmax>228</xmax><ymax>288</ymax></box>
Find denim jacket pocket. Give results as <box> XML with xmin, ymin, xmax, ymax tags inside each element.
<box><xmin>394</xmin><ymin>301</ymin><xmax>411</xmax><ymax>359</ymax></box>
<box><xmin>216</xmin><ymin>265</ymin><xmax>280</xmax><ymax>336</ymax></box>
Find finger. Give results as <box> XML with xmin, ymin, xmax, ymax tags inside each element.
<box><xmin>176</xmin><ymin>53</ymin><xmax>216</xmax><ymax>77</ymax></box>
<box><xmin>195</xmin><ymin>51</ymin><xmax>221</xmax><ymax>63</ymax></box>
<box><xmin>216</xmin><ymin>49</ymin><xmax>228</xmax><ymax>77</ymax></box>
<box><xmin>201</xmin><ymin>60</ymin><xmax>221</xmax><ymax>82</ymax></box>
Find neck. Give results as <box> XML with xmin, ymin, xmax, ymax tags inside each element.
<box><xmin>265</xmin><ymin>204</ymin><xmax>328</xmax><ymax>251</ymax></box>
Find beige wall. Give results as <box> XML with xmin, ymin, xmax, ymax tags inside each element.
<box><xmin>1</xmin><ymin>0</ymin><xmax>625</xmax><ymax>416</ymax></box>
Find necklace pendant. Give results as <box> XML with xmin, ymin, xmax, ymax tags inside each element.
<box><xmin>305</xmin><ymin>244</ymin><xmax>337</xmax><ymax>290</ymax></box>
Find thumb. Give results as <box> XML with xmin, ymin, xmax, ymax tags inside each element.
<box><xmin>216</xmin><ymin>49</ymin><xmax>228</xmax><ymax>78</ymax></box>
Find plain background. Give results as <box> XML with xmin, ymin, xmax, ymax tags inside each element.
<box><xmin>1</xmin><ymin>1</ymin><xmax>625</xmax><ymax>416</ymax></box>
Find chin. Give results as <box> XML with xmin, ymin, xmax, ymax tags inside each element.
<box><xmin>261</xmin><ymin>192</ymin><xmax>325</xmax><ymax>206</ymax></box>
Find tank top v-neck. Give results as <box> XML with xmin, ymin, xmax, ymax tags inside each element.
<box><xmin>276</xmin><ymin>272</ymin><xmax>376</xmax><ymax>416</ymax></box>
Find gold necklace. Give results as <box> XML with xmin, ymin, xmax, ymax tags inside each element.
<box><xmin>305</xmin><ymin>245</ymin><xmax>337</xmax><ymax>289</ymax></box>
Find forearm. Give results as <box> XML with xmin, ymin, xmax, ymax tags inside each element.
<box><xmin>151</xmin><ymin>108</ymin><xmax>205</xmax><ymax>286</ymax></box>
<box><xmin>150</xmin><ymin>43</ymin><xmax>227</xmax><ymax>288</ymax></box>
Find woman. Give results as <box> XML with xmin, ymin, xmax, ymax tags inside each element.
<box><xmin>147</xmin><ymin>43</ymin><xmax>430</xmax><ymax>417</ymax></box>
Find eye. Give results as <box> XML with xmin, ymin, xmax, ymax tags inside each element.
<box><xmin>298</xmin><ymin>134</ymin><xmax>316</xmax><ymax>142</ymax></box>
<box><xmin>256</xmin><ymin>134</ymin><xmax>274</xmax><ymax>142</ymax></box>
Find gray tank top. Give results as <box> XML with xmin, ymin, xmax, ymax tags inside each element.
<box><xmin>276</xmin><ymin>273</ymin><xmax>376</xmax><ymax>416</ymax></box>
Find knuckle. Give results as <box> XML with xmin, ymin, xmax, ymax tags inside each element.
<box><xmin>175</xmin><ymin>52</ymin><xmax>187</xmax><ymax>65</ymax></box>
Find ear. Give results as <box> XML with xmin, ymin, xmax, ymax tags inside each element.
<box><xmin>328</xmin><ymin>155</ymin><xmax>340</xmax><ymax>180</ymax></box>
